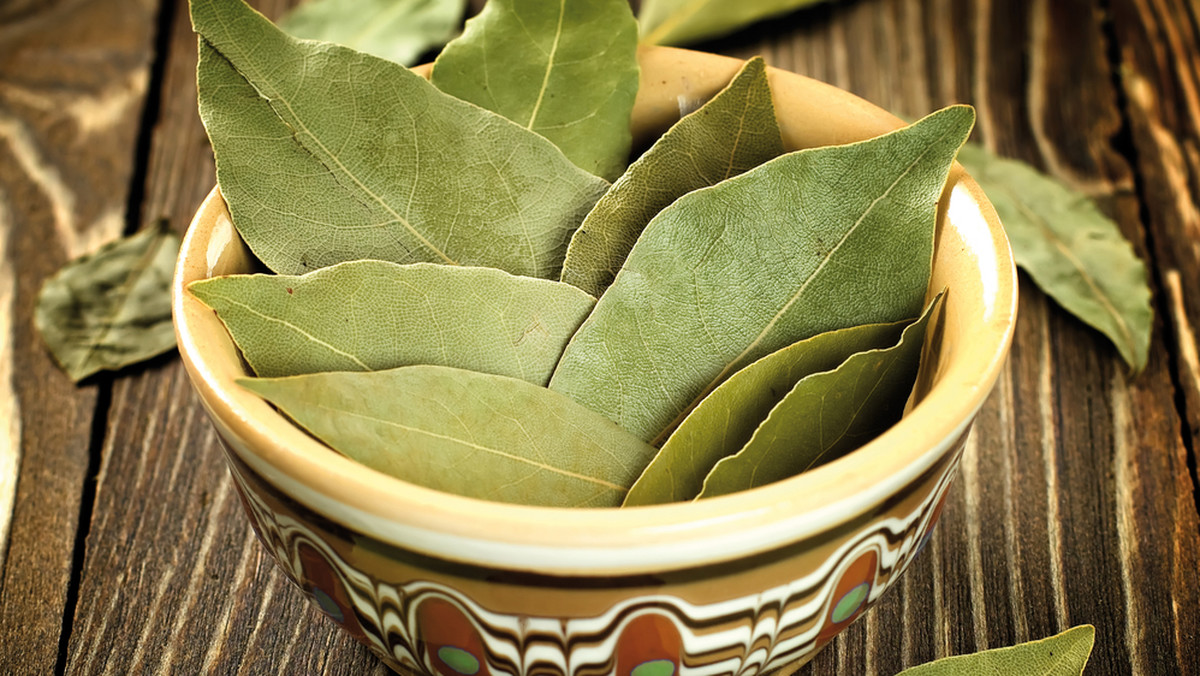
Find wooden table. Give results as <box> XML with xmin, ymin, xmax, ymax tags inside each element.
<box><xmin>1</xmin><ymin>0</ymin><xmax>1197</xmax><ymax>673</ymax></box>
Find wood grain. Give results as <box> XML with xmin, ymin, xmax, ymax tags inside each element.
<box><xmin>0</xmin><ymin>0</ymin><xmax>1188</xmax><ymax>674</ymax></box>
<box><xmin>0</xmin><ymin>0</ymin><xmax>157</xmax><ymax>673</ymax></box>
<box><xmin>61</xmin><ymin>0</ymin><xmax>381</xmax><ymax>673</ymax></box>
<box><xmin>1108</xmin><ymin>0</ymin><xmax>1200</xmax><ymax>671</ymax></box>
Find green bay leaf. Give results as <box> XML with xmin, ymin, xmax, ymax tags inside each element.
<box><xmin>192</xmin><ymin>0</ymin><xmax>608</xmax><ymax>278</ymax></box>
<box><xmin>549</xmin><ymin>106</ymin><xmax>974</xmax><ymax>444</ymax></box>
<box><xmin>241</xmin><ymin>365</ymin><xmax>658</xmax><ymax>507</ymax></box>
<box><xmin>36</xmin><ymin>224</ymin><xmax>180</xmax><ymax>382</ymax></box>
<box><xmin>956</xmin><ymin>143</ymin><xmax>1152</xmax><ymax>372</ymax></box>
<box><xmin>279</xmin><ymin>0</ymin><xmax>465</xmax><ymax>66</ymax></box>
<box><xmin>639</xmin><ymin>0</ymin><xmax>833</xmax><ymax>47</ymax></box>
<box><xmin>897</xmin><ymin>625</ymin><xmax>1095</xmax><ymax>676</ymax></box>
<box><xmin>189</xmin><ymin>261</ymin><xmax>594</xmax><ymax>384</ymax></box>
<box><xmin>624</xmin><ymin>319</ymin><xmax>906</xmax><ymax>506</ymax></box>
<box><xmin>560</xmin><ymin>56</ymin><xmax>783</xmax><ymax>297</ymax></box>
<box><xmin>431</xmin><ymin>0</ymin><xmax>639</xmax><ymax>180</ymax></box>
<box><xmin>697</xmin><ymin>294</ymin><xmax>940</xmax><ymax>499</ymax></box>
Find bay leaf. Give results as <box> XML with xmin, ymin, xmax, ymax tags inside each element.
<box><xmin>431</xmin><ymin>0</ymin><xmax>639</xmax><ymax>181</ymax></box>
<box><xmin>697</xmin><ymin>294</ymin><xmax>940</xmax><ymax>499</ymax></box>
<box><xmin>192</xmin><ymin>0</ymin><xmax>609</xmax><ymax>279</ymax></box>
<box><xmin>623</xmin><ymin>319</ymin><xmax>906</xmax><ymax>506</ymax></box>
<box><xmin>560</xmin><ymin>56</ymin><xmax>784</xmax><ymax>297</ymax></box>
<box><xmin>639</xmin><ymin>0</ymin><xmax>832</xmax><ymax>47</ymax></box>
<box><xmin>897</xmin><ymin>625</ymin><xmax>1095</xmax><ymax>676</ymax></box>
<box><xmin>36</xmin><ymin>224</ymin><xmax>180</xmax><ymax>382</ymax></box>
<box><xmin>549</xmin><ymin>106</ymin><xmax>974</xmax><ymax>443</ymax></box>
<box><xmin>956</xmin><ymin>143</ymin><xmax>1152</xmax><ymax>372</ymax></box>
<box><xmin>240</xmin><ymin>365</ymin><xmax>658</xmax><ymax>507</ymax></box>
<box><xmin>279</xmin><ymin>0</ymin><xmax>465</xmax><ymax>67</ymax></box>
<box><xmin>189</xmin><ymin>261</ymin><xmax>595</xmax><ymax>384</ymax></box>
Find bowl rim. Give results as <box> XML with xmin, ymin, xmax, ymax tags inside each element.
<box><xmin>173</xmin><ymin>45</ymin><xmax>1017</xmax><ymax>576</ymax></box>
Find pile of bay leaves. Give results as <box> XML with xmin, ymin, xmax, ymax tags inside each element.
<box><xmin>186</xmin><ymin>0</ymin><xmax>974</xmax><ymax>508</ymax></box>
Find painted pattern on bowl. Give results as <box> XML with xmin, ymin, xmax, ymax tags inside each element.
<box><xmin>223</xmin><ymin>429</ymin><xmax>964</xmax><ymax>675</ymax></box>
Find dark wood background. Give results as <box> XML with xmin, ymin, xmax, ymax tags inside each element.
<box><xmin>1</xmin><ymin>0</ymin><xmax>1197</xmax><ymax>673</ymax></box>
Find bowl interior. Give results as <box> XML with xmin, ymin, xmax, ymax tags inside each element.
<box><xmin>173</xmin><ymin>46</ymin><xmax>1016</xmax><ymax>575</ymax></box>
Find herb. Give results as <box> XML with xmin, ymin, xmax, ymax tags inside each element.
<box><xmin>279</xmin><ymin>0</ymin><xmax>465</xmax><ymax>66</ymax></box>
<box><xmin>897</xmin><ymin>625</ymin><xmax>1095</xmax><ymax>675</ymax></box>
<box><xmin>560</xmin><ymin>56</ymin><xmax>784</xmax><ymax>297</ymax></box>
<box><xmin>190</xmin><ymin>0</ymin><xmax>975</xmax><ymax>508</ymax></box>
<box><xmin>956</xmin><ymin>144</ymin><xmax>1153</xmax><ymax>372</ymax></box>
<box><xmin>193</xmin><ymin>0</ymin><xmax>608</xmax><ymax>278</ymax></box>
<box><xmin>188</xmin><ymin>261</ymin><xmax>595</xmax><ymax>384</ymax></box>
<box><xmin>638</xmin><ymin>0</ymin><xmax>832</xmax><ymax>46</ymax></box>
<box><xmin>549</xmin><ymin>106</ymin><xmax>974</xmax><ymax>444</ymax></box>
<box><xmin>36</xmin><ymin>225</ymin><xmax>179</xmax><ymax>383</ymax></box>
<box><xmin>632</xmin><ymin>0</ymin><xmax>1154</xmax><ymax>371</ymax></box>
<box><xmin>624</xmin><ymin>318</ymin><xmax>908</xmax><ymax>506</ymax></box>
<box><xmin>240</xmin><ymin>365</ymin><xmax>657</xmax><ymax>507</ymax></box>
<box><xmin>697</xmin><ymin>294</ymin><xmax>940</xmax><ymax>498</ymax></box>
<box><xmin>431</xmin><ymin>0</ymin><xmax>639</xmax><ymax>180</ymax></box>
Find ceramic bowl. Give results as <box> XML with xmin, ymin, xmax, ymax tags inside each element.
<box><xmin>173</xmin><ymin>46</ymin><xmax>1016</xmax><ymax>676</ymax></box>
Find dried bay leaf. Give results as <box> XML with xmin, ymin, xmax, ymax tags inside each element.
<box><xmin>241</xmin><ymin>365</ymin><xmax>658</xmax><ymax>507</ymax></box>
<box><xmin>697</xmin><ymin>294</ymin><xmax>940</xmax><ymax>499</ymax></box>
<box><xmin>956</xmin><ymin>143</ymin><xmax>1152</xmax><ymax>372</ymax></box>
<box><xmin>192</xmin><ymin>0</ymin><xmax>608</xmax><ymax>279</ymax></box>
<box><xmin>550</xmin><ymin>106</ymin><xmax>974</xmax><ymax>443</ymax></box>
<box><xmin>279</xmin><ymin>0</ymin><xmax>464</xmax><ymax>67</ymax></box>
<box><xmin>639</xmin><ymin>0</ymin><xmax>832</xmax><ymax>47</ymax></box>
<box><xmin>36</xmin><ymin>225</ymin><xmax>180</xmax><ymax>382</ymax></box>
<box><xmin>623</xmin><ymin>319</ymin><xmax>906</xmax><ymax>506</ymax></box>
<box><xmin>189</xmin><ymin>261</ymin><xmax>595</xmax><ymax>384</ymax></box>
<box><xmin>431</xmin><ymin>0</ymin><xmax>639</xmax><ymax>181</ymax></box>
<box><xmin>560</xmin><ymin>56</ymin><xmax>783</xmax><ymax>297</ymax></box>
<box><xmin>897</xmin><ymin>625</ymin><xmax>1095</xmax><ymax>675</ymax></box>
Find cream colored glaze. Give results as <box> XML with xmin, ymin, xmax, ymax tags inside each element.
<box><xmin>173</xmin><ymin>46</ymin><xmax>1017</xmax><ymax>575</ymax></box>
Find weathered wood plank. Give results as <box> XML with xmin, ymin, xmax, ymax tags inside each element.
<box><xmin>1109</xmin><ymin>4</ymin><xmax>1200</xmax><ymax>669</ymax></box>
<box><xmin>0</xmin><ymin>0</ymin><xmax>157</xmax><ymax>673</ymax></box>
<box><xmin>62</xmin><ymin>0</ymin><xmax>383</xmax><ymax>672</ymax></box>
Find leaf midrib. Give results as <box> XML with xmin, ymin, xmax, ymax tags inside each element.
<box><xmin>204</xmin><ymin>24</ymin><xmax>457</xmax><ymax>266</ymax></box>
<box><xmin>526</xmin><ymin>0</ymin><xmax>567</xmax><ymax>130</ymax></box>
<box><xmin>203</xmin><ymin>291</ymin><xmax>371</xmax><ymax>370</ymax></box>
<box><xmin>72</xmin><ymin>231</ymin><xmax>168</xmax><ymax>375</ymax></box>
<box><xmin>1001</xmin><ymin>181</ymin><xmax>1136</xmax><ymax>356</ymax></box>
<box><xmin>650</xmin><ymin>131</ymin><xmax>951</xmax><ymax>446</ymax></box>
<box><xmin>314</xmin><ymin>402</ymin><xmax>624</xmax><ymax>490</ymax></box>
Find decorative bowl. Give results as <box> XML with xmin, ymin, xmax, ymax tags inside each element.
<box><xmin>172</xmin><ymin>46</ymin><xmax>1017</xmax><ymax>676</ymax></box>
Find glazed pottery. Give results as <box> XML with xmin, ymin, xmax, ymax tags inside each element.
<box><xmin>173</xmin><ymin>46</ymin><xmax>1017</xmax><ymax>676</ymax></box>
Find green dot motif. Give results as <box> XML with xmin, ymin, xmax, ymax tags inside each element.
<box><xmin>831</xmin><ymin>582</ymin><xmax>870</xmax><ymax>623</ymax></box>
<box><xmin>437</xmin><ymin>646</ymin><xmax>481</xmax><ymax>675</ymax></box>
<box><xmin>631</xmin><ymin>658</ymin><xmax>676</xmax><ymax>676</ymax></box>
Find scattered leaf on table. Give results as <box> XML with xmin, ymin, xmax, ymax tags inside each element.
<box><xmin>550</xmin><ymin>106</ymin><xmax>974</xmax><ymax>443</ymax></box>
<box><xmin>560</xmin><ymin>56</ymin><xmax>784</xmax><ymax>297</ymax></box>
<box><xmin>431</xmin><ymin>0</ymin><xmax>639</xmax><ymax>180</ymax></box>
<box><xmin>639</xmin><ymin>0</ymin><xmax>834</xmax><ymax>47</ymax></box>
<box><xmin>698</xmin><ymin>294</ymin><xmax>940</xmax><ymax>499</ymax></box>
<box><xmin>192</xmin><ymin>0</ymin><xmax>608</xmax><ymax>279</ymax></box>
<box><xmin>36</xmin><ymin>225</ymin><xmax>180</xmax><ymax>382</ymax></box>
<box><xmin>189</xmin><ymin>261</ymin><xmax>595</xmax><ymax>384</ymax></box>
<box><xmin>897</xmin><ymin>625</ymin><xmax>1095</xmax><ymax>676</ymax></box>
<box><xmin>241</xmin><ymin>365</ymin><xmax>658</xmax><ymax>507</ymax></box>
<box><xmin>957</xmin><ymin>143</ymin><xmax>1152</xmax><ymax>372</ymax></box>
<box><xmin>623</xmin><ymin>319</ymin><xmax>906</xmax><ymax>506</ymax></box>
<box><xmin>279</xmin><ymin>0</ymin><xmax>465</xmax><ymax>66</ymax></box>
